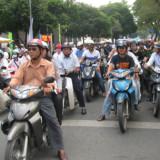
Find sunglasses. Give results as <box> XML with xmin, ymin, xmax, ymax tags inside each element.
<box><xmin>28</xmin><ymin>47</ymin><xmax>38</xmax><ymax>51</ymax></box>
<box><xmin>117</xmin><ymin>46</ymin><xmax>126</xmax><ymax>49</ymax></box>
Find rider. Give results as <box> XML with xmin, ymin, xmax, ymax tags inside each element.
<box><xmin>144</xmin><ymin>42</ymin><xmax>160</xmax><ymax>100</ymax></box>
<box><xmin>7</xmin><ymin>39</ymin><xmax>68</xmax><ymax>160</ymax></box>
<box><xmin>75</xmin><ymin>41</ymin><xmax>84</xmax><ymax>61</ymax></box>
<box><xmin>97</xmin><ymin>40</ymin><xmax>135</xmax><ymax>121</ymax></box>
<box><xmin>60</xmin><ymin>43</ymin><xmax>87</xmax><ymax>115</ymax></box>
<box><xmin>80</xmin><ymin>39</ymin><xmax>106</xmax><ymax>96</ymax></box>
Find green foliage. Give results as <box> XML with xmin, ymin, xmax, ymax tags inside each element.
<box><xmin>100</xmin><ymin>2</ymin><xmax>137</xmax><ymax>38</ymax></box>
<box><xmin>133</xmin><ymin>0</ymin><xmax>160</xmax><ymax>39</ymax></box>
<box><xmin>0</xmin><ymin>0</ymin><xmax>137</xmax><ymax>41</ymax></box>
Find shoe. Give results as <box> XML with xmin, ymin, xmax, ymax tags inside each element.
<box><xmin>57</xmin><ymin>150</ymin><xmax>68</xmax><ymax>160</ymax></box>
<box><xmin>81</xmin><ymin>107</ymin><xmax>87</xmax><ymax>115</ymax></box>
<box><xmin>102</xmin><ymin>92</ymin><xmax>106</xmax><ymax>97</ymax></box>
<box><xmin>97</xmin><ymin>114</ymin><xmax>105</xmax><ymax>121</ymax></box>
<box><xmin>134</xmin><ymin>104</ymin><xmax>139</xmax><ymax>111</ymax></box>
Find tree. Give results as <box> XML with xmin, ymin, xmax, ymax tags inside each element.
<box><xmin>133</xmin><ymin>0</ymin><xmax>160</xmax><ymax>40</ymax></box>
<box><xmin>100</xmin><ymin>2</ymin><xmax>137</xmax><ymax>39</ymax></box>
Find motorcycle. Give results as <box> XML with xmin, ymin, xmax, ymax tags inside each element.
<box><xmin>109</xmin><ymin>68</ymin><xmax>135</xmax><ymax>133</ymax></box>
<box><xmin>149</xmin><ymin>66</ymin><xmax>160</xmax><ymax>117</ymax></box>
<box><xmin>81</xmin><ymin>58</ymin><xmax>99</xmax><ymax>102</ymax></box>
<box><xmin>1</xmin><ymin>77</ymin><xmax>54</xmax><ymax>160</ymax></box>
<box><xmin>60</xmin><ymin>69</ymin><xmax>77</xmax><ymax>115</ymax></box>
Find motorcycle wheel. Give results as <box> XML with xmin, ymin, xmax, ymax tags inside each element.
<box><xmin>5</xmin><ymin>133</ymin><xmax>31</xmax><ymax>160</ymax></box>
<box><xmin>85</xmin><ymin>88</ymin><xmax>91</xmax><ymax>102</ymax></box>
<box><xmin>117</xmin><ymin>101</ymin><xmax>128</xmax><ymax>133</ymax></box>
<box><xmin>153</xmin><ymin>92</ymin><xmax>160</xmax><ymax>118</ymax></box>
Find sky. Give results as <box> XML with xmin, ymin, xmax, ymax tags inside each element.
<box><xmin>75</xmin><ymin>0</ymin><xmax>136</xmax><ymax>8</ymax></box>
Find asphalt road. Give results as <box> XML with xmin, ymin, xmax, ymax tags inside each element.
<box><xmin>0</xmin><ymin>95</ymin><xmax>160</xmax><ymax>160</ymax></box>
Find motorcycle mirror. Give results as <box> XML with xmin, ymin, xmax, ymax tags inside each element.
<box><xmin>44</xmin><ymin>77</ymin><xmax>54</xmax><ymax>83</ymax></box>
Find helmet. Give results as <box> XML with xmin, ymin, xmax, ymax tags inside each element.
<box><xmin>56</xmin><ymin>43</ymin><xmax>62</xmax><ymax>49</ymax></box>
<box><xmin>116</xmin><ymin>40</ymin><xmax>127</xmax><ymax>48</ymax></box>
<box><xmin>0</xmin><ymin>49</ymin><xmax>4</xmax><ymax>58</ymax></box>
<box><xmin>62</xmin><ymin>43</ymin><xmax>72</xmax><ymax>50</ymax></box>
<box><xmin>27</xmin><ymin>39</ymin><xmax>43</xmax><ymax>48</ymax></box>
<box><xmin>77</xmin><ymin>41</ymin><xmax>83</xmax><ymax>47</ymax></box>
<box><xmin>84</xmin><ymin>39</ymin><xmax>94</xmax><ymax>44</ymax></box>
<box><xmin>42</xmin><ymin>41</ymin><xmax>49</xmax><ymax>50</ymax></box>
<box><xmin>154</xmin><ymin>42</ymin><xmax>160</xmax><ymax>49</ymax></box>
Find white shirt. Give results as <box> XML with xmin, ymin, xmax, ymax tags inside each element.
<box><xmin>53</xmin><ymin>52</ymin><xmax>64</xmax><ymax>75</ymax></box>
<box><xmin>146</xmin><ymin>52</ymin><xmax>160</xmax><ymax>67</ymax></box>
<box><xmin>60</xmin><ymin>52</ymin><xmax>80</xmax><ymax>74</ymax></box>
<box><xmin>82</xmin><ymin>49</ymin><xmax>101</xmax><ymax>61</ymax></box>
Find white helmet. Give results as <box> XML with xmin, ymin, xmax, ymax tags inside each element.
<box><xmin>77</xmin><ymin>41</ymin><xmax>83</xmax><ymax>47</ymax></box>
<box><xmin>84</xmin><ymin>39</ymin><xmax>94</xmax><ymax>44</ymax></box>
<box><xmin>42</xmin><ymin>41</ymin><xmax>49</xmax><ymax>50</ymax></box>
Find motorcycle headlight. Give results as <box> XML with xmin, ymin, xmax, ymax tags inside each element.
<box><xmin>84</xmin><ymin>67</ymin><xmax>92</xmax><ymax>76</ymax></box>
<box><xmin>113</xmin><ymin>80</ymin><xmax>130</xmax><ymax>91</ymax></box>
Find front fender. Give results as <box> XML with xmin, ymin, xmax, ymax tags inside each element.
<box><xmin>84</xmin><ymin>81</ymin><xmax>91</xmax><ymax>89</ymax></box>
<box><xmin>65</xmin><ymin>77</ymin><xmax>75</xmax><ymax>110</ymax></box>
<box><xmin>7</xmin><ymin>122</ymin><xmax>29</xmax><ymax>141</ymax></box>
<box><xmin>156</xmin><ymin>84</ymin><xmax>160</xmax><ymax>92</ymax></box>
<box><xmin>116</xmin><ymin>92</ymin><xmax>128</xmax><ymax>103</ymax></box>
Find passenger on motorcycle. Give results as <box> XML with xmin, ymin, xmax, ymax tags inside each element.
<box><xmin>97</xmin><ymin>40</ymin><xmax>137</xmax><ymax>121</ymax></box>
<box><xmin>42</xmin><ymin>41</ymin><xmax>63</xmax><ymax>125</ymax></box>
<box><xmin>5</xmin><ymin>39</ymin><xmax>68</xmax><ymax>160</ymax></box>
<box><xmin>60</xmin><ymin>43</ymin><xmax>87</xmax><ymax>115</ymax></box>
<box><xmin>75</xmin><ymin>41</ymin><xmax>84</xmax><ymax>61</ymax></box>
<box><xmin>80</xmin><ymin>39</ymin><xmax>106</xmax><ymax>96</ymax></box>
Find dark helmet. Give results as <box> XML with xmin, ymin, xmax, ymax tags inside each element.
<box><xmin>116</xmin><ymin>40</ymin><xmax>128</xmax><ymax>49</ymax></box>
<box><xmin>62</xmin><ymin>43</ymin><xmax>72</xmax><ymax>50</ymax></box>
<box><xmin>27</xmin><ymin>39</ymin><xmax>43</xmax><ymax>48</ymax></box>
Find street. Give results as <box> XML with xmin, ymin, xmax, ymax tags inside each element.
<box><xmin>0</xmin><ymin>96</ymin><xmax>160</xmax><ymax>160</ymax></box>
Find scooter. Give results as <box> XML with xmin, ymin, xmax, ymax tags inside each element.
<box><xmin>109</xmin><ymin>68</ymin><xmax>135</xmax><ymax>133</ymax></box>
<box><xmin>81</xmin><ymin>58</ymin><xmax>99</xmax><ymax>102</ymax></box>
<box><xmin>149</xmin><ymin>66</ymin><xmax>160</xmax><ymax>117</ymax></box>
<box><xmin>60</xmin><ymin>69</ymin><xmax>77</xmax><ymax>115</ymax></box>
<box><xmin>1</xmin><ymin>77</ymin><xmax>54</xmax><ymax>160</ymax></box>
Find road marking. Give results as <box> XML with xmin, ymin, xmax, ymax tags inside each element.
<box><xmin>62</xmin><ymin>120</ymin><xmax>160</xmax><ymax>130</ymax></box>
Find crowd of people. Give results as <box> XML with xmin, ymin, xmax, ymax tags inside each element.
<box><xmin>0</xmin><ymin>37</ymin><xmax>159</xmax><ymax>159</ymax></box>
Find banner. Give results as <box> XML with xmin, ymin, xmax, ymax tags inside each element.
<box><xmin>27</xmin><ymin>17</ymin><xmax>33</xmax><ymax>42</ymax></box>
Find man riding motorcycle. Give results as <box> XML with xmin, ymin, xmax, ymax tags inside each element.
<box><xmin>4</xmin><ymin>39</ymin><xmax>68</xmax><ymax>160</ymax></box>
<box><xmin>80</xmin><ymin>39</ymin><xmax>106</xmax><ymax>96</ymax></box>
<box><xmin>144</xmin><ymin>42</ymin><xmax>160</xmax><ymax>100</ymax></box>
<box><xmin>59</xmin><ymin>43</ymin><xmax>87</xmax><ymax>115</ymax></box>
<box><xmin>97</xmin><ymin>40</ymin><xmax>136</xmax><ymax>121</ymax></box>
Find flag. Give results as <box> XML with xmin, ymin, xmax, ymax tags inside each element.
<box><xmin>27</xmin><ymin>17</ymin><xmax>33</xmax><ymax>42</ymax></box>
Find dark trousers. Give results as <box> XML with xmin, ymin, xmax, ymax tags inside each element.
<box><xmin>39</xmin><ymin>96</ymin><xmax>64</xmax><ymax>151</ymax></box>
<box><xmin>68</xmin><ymin>73</ymin><xmax>85</xmax><ymax>107</ymax></box>
<box><xmin>52</xmin><ymin>93</ymin><xmax>63</xmax><ymax>125</ymax></box>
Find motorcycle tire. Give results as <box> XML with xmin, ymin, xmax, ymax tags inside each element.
<box><xmin>153</xmin><ymin>92</ymin><xmax>160</xmax><ymax>118</ymax></box>
<box><xmin>85</xmin><ymin>88</ymin><xmax>91</xmax><ymax>102</ymax></box>
<box><xmin>117</xmin><ymin>101</ymin><xmax>128</xmax><ymax>133</ymax></box>
<box><xmin>5</xmin><ymin>133</ymin><xmax>31</xmax><ymax>160</ymax></box>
